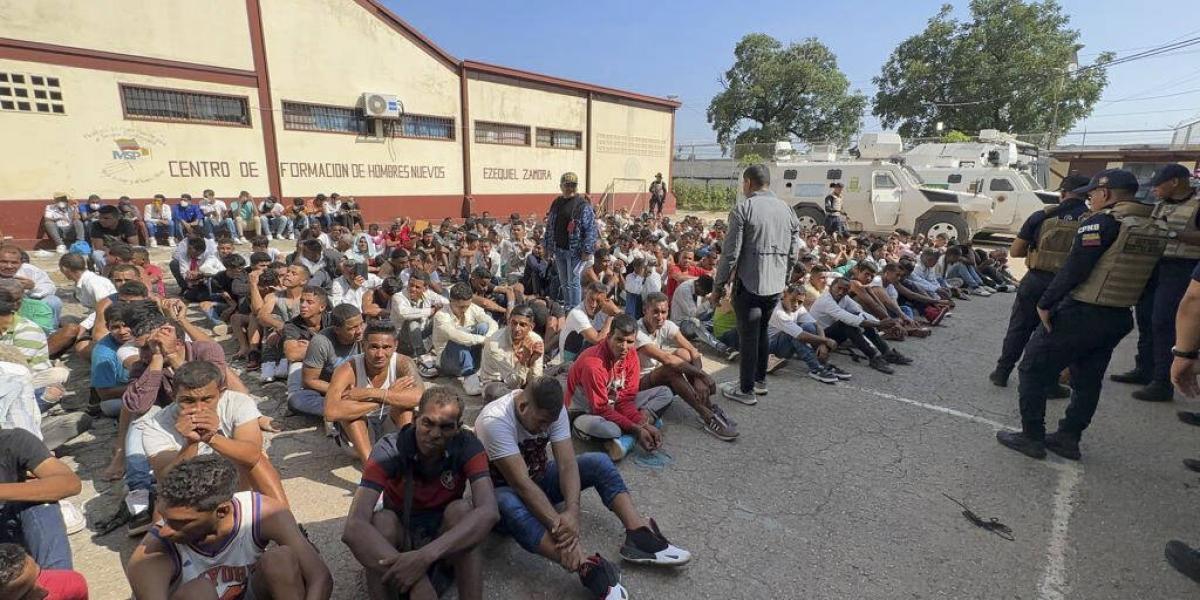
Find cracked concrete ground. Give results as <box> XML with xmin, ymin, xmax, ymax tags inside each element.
<box><xmin>37</xmin><ymin>242</ymin><xmax>1200</xmax><ymax>599</ymax></box>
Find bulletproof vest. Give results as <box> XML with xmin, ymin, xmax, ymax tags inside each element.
<box><xmin>1153</xmin><ymin>193</ymin><xmax>1200</xmax><ymax>260</ymax></box>
<box><xmin>1070</xmin><ymin>202</ymin><xmax>1168</xmax><ymax>307</ymax></box>
<box><xmin>1026</xmin><ymin>206</ymin><xmax>1082</xmax><ymax>273</ymax></box>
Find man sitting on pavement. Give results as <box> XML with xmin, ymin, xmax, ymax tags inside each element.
<box><xmin>343</xmin><ymin>386</ymin><xmax>498</xmax><ymax>600</ymax></box>
<box><xmin>430</xmin><ymin>283</ymin><xmax>497</xmax><ymax>395</ymax></box>
<box><xmin>294</xmin><ymin>304</ymin><xmax>364</xmax><ymax>425</ymax></box>
<box><xmin>475</xmin><ymin>376</ymin><xmax>690</xmax><ymax>600</ymax></box>
<box><xmin>768</xmin><ymin>284</ymin><xmax>851</xmax><ymax>384</ymax></box>
<box><xmin>636</xmin><ymin>293</ymin><xmax>738</xmax><ymax>442</ymax></box>
<box><xmin>41</xmin><ymin>194</ymin><xmax>85</xmax><ymax>254</ymax></box>
<box><xmin>0</xmin><ymin>427</ymin><xmax>81</xmax><ymax>573</ymax></box>
<box><xmin>809</xmin><ymin>277</ymin><xmax>910</xmax><ymax>374</ymax></box>
<box><xmin>126</xmin><ymin>454</ymin><xmax>332</xmax><ymax>600</ymax></box>
<box><xmin>560</xmin><ymin>282</ymin><xmax>617</xmax><ymax>362</ymax></box>
<box><xmin>566</xmin><ymin>314</ymin><xmax>676</xmax><ymax>460</ymax></box>
<box><xmin>0</xmin><ymin>245</ymin><xmax>62</xmax><ymax>328</ymax></box>
<box><xmin>390</xmin><ymin>269</ymin><xmax>447</xmax><ymax>362</ymax></box>
<box><xmin>324</xmin><ymin>321</ymin><xmax>423</xmax><ymax>465</ymax></box>
<box><xmin>478</xmin><ymin>304</ymin><xmax>544</xmax><ymax>402</ymax></box>
<box><xmin>668</xmin><ymin>274</ymin><xmax>739</xmax><ymax>360</ymax></box>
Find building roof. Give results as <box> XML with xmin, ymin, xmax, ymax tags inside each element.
<box><xmin>358</xmin><ymin>0</ymin><xmax>679</xmax><ymax>110</ymax></box>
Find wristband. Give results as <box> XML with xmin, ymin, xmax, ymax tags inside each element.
<box><xmin>1172</xmin><ymin>346</ymin><xmax>1199</xmax><ymax>360</ymax></box>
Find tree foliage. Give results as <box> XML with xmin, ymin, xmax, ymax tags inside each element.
<box><xmin>708</xmin><ymin>34</ymin><xmax>867</xmax><ymax>150</ymax></box>
<box><xmin>872</xmin><ymin>0</ymin><xmax>1112</xmax><ymax>139</ymax></box>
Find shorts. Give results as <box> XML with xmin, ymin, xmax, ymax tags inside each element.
<box><xmin>379</xmin><ymin>509</ymin><xmax>454</xmax><ymax>598</ymax></box>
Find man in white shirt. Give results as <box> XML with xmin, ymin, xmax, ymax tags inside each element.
<box><xmin>57</xmin><ymin>253</ymin><xmax>116</xmax><ymax>319</ymax></box>
<box><xmin>432</xmin><ymin>283</ymin><xmax>497</xmax><ymax>393</ymax></box>
<box><xmin>0</xmin><ymin>246</ymin><xmax>62</xmax><ymax>326</ymax></box>
<box><xmin>41</xmin><ymin>195</ymin><xmax>84</xmax><ymax>253</ymax></box>
<box><xmin>499</xmin><ymin>222</ymin><xmax>533</xmax><ymax>282</ymax></box>
<box><xmin>142</xmin><ymin>194</ymin><xmax>174</xmax><ymax>247</ymax></box>
<box><xmin>389</xmin><ymin>270</ymin><xmax>447</xmax><ymax>360</ymax></box>
<box><xmin>200</xmin><ymin>191</ymin><xmax>241</xmax><ymax>243</ymax></box>
<box><xmin>329</xmin><ymin>260</ymin><xmax>382</xmax><ymax>311</ymax></box>
<box><xmin>768</xmin><ymin>285</ymin><xmax>848</xmax><ymax>383</ymax></box>
<box><xmin>474</xmin><ymin>240</ymin><xmax>503</xmax><ymax>280</ymax></box>
<box><xmin>809</xmin><ymin>278</ymin><xmax>908</xmax><ymax>374</ymax></box>
<box><xmin>560</xmin><ymin>282</ymin><xmax>614</xmax><ymax>361</ymax></box>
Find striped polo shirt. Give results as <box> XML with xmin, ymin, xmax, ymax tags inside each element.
<box><xmin>0</xmin><ymin>314</ymin><xmax>50</xmax><ymax>372</ymax></box>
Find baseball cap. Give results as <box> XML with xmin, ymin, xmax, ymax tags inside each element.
<box><xmin>1057</xmin><ymin>174</ymin><xmax>1090</xmax><ymax>192</ymax></box>
<box><xmin>1073</xmin><ymin>169</ymin><xmax>1139</xmax><ymax>195</ymax></box>
<box><xmin>560</xmin><ymin>172</ymin><xmax>579</xmax><ymax>185</ymax></box>
<box><xmin>1149</xmin><ymin>164</ymin><xmax>1192</xmax><ymax>187</ymax></box>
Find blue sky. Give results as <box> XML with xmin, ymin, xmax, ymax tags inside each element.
<box><xmin>386</xmin><ymin>0</ymin><xmax>1200</xmax><ymax>147</ymax></box>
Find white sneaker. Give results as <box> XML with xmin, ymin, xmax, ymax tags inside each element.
<box><xmin>148</xmin><ymin>238</ymin><xmax>158</xmax><ymax>248</ymax></box>
<box><xmin>55</xmin><ymin>244</ymin><xmax>67</xmax><ymax>254</ymax></box>
<box><xmin>60</xmin><ymin>499</ymin><xmax>86</xmax><ymax>535</ymax></box>
<box><xmin>461</xmin><ymin>373</ymin><xmax>482</xmax><ymax>396</ymax></box>
<box><xmin>168</xmin><ymin>237</ymin><xmax>177</xmax><ymax>246</ymax></box>
<box><xmin>260</xmin><ymin>360</ymin><xmax>276</xmax><ymax>382</ymax></box>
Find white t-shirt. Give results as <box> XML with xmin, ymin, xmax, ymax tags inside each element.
<box><xmin>767</xmin><ymin>303</ymin><xmax>817</xmax><ymax>343</ymax></box>
<box><xmin>669</xmin><ymin>279</ymin><xmax>703</xmax><ymax>321</ymax></box>
<box><xmin>75</xmin><ymin>270</ymin><xmax>117</xmax><ymax>311</ymax></box>
<box><xmin>201</xmin><ymin>199</ymin><xmax>229</xmax><ymax>220</ymax></box>
<box><xmin>43</xmin><ymin>204</ymin><xmax>74</xmax><ymax>227</ymax></box>
<box><xmin>474</xmin><ymin>390</ymin><xmax>570</xmax><ymax>461</ymax></box>
<box><xmin>635</xmin><ymin>319</ymin><xmax>680</xmax><ymax>373</ymax></box>
<box><xmin>140</xmin><ymin>390</ymin><xmax>261</xmax><ymax>458</ymax></box>
<box><xmin>560</xmin><ymin>306</ymin><xmax>609</xmax><ymax>358</ymax></box>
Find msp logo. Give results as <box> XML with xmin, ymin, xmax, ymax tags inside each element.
<box><xmin>112</xmin><ymin>138</ymin><xmax>152</xmax><ymax>160</ymax></box>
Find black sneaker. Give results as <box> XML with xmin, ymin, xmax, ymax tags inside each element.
<box><xmin>1166</xmin><ymin>540</ymin><xmax>1200</xmax><ymax>584</ymax></box>
<box><xmin>989</xmin><ymin>367</ymin><xmax>1010</xmax><ymax>388</ymax></box>
<box><xmin>1184</xmin><ymin>459</ymin><xmax>1200</xmax><ymax>473</ymax></box>
<box><xmin>807</xmin><ymin>368</ymin><xmax>838</xmax><ymax>384</ymax></box>
<box><xmin>996</xmin><ymin>430</ymin><xmax>1046</xmax><ymax>459</ymax></box>
<box><xmin>127</xmin><ymin>508</ymin><xmax>153</xmax><ymax>537</ymax></box>
<box><xmin>1178</xmin><ymin>411</ymin><xmax>1200</xmax><ymax>427</ymax></box>
<box><xmin>577</xmin><ymin>554</ymin><xmax>628</xmax><ymax>600</ymax></box>
<box><xmin>1132</xmin><ymin>380</ymin><xmax>1175</xmax><ymax>402</ymax></box>
<box><xmin>701</xmin><ymin>407</ymin><xmax>738</xmax><ymax>441</ymax></box>
<box><xmin>1047</xmin><ymin>384</ymin><xmax>1071</xmax><ymax>400</ymax></box>
<box><xmin>868</xmin><ymin>356</ymin><xmax>895</xmax><ymax>374</ymax></box>
<box><xmin>1044</xmin><ymin>431</ymin><xmax>1081</xmax><ymax>460</ymax></box>
<box><xmin>619</xmin><ymin>519</ymin><xmax>691</xmax><ymax>566</ymax></box>
<box><xmin>1110</xmin><ymin>369</ymin><xmax>1151</xmax><ymax>385</ymax></box>
<box><xmin>884</xmin><ymin>350</ymin><xmax>913</xmax><ymax>365</ymax></box>
<box><xmin>826</xmin><ymin>364</ymin><xmax>852</xmax><ymax>380</ymax></box>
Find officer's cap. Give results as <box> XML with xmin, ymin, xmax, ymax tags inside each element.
<box><xmin>1073</xmin><ymin>169</ymin><xmax>1138</xmax><ymax>195</ymax></box>
<box><xmin>1057</xmin><ymin>174</ymin><xmax>1090</xmax><ymax>192</ymax></box>
<box><xmin>560</xmin><ymin>172</ymin><xmax>579</xmax><ymax>185</ymax></box>
<box><xmin>1149</xmin><ymin>164</ymin><xmax>1192</xmax><ymax>187</ymax></box>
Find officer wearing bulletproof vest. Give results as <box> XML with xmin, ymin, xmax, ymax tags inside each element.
<box><xmin>997</xmin><ymin>169</ymin><xmax>1167</xmax><ymax>461</ymax></box>
<box><xmin>989</xmin><ymin>174</ymin><xmax>1091</xmax><ymax>390</ymax></box>
<box><xmin>1129</xmin><ymin>164</ymin><xmax>1200</xmax><ymax>402</ymax></box>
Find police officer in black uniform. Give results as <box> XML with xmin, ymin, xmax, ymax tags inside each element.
<box><xmin>989</xmin><ymin>174</ymin><xmax>1091</xmax><ymax>390</ymax></box>
<box><xmin>1131</xmin><ymin>164</ymin><xmax>1199</xmax><ymax>402</ymax></box>
<box><xmin>997</xmin><ymin>169</ymin><xmax>1166</xmax><ymax>460</ymax></box>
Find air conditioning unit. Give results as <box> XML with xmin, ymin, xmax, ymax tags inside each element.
<box><xmin>362</xmin><ymin>93</ymin><xmax>403</xmax><ymax>119</ymax></box>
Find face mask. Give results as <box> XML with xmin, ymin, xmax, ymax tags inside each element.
<box><xmin>180</xmin><ymin>201</ymin><xmax>190</xmax><ymax>207</ymax></box>
<box><xmin>57</xmin><ymin>201</ymin><xmax>68</xmax><ymax>209</ymax></box>
<box><xmin>89</xmin><ymin>202</ymin><xmax>100</xmax><ymax>209</ymax></box>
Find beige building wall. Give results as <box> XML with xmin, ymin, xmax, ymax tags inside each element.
<box><xmin>260</xmin><ymin>0</ymin><xmax>463</xmax><ymax>198</ymax></box>
<box><xmin>0</xmin><ymin>0</ymin><xmax>253</xmax><ymax>71</ymax></box>
<box><xmin>467</xmin><ymin>74</ymin><xmax>587</xmax><ymax>195</ymax></box>
<box><xmin>0</xmin><ymin>58</ymin><xmax>268</xmax><ymax>200</ymax></box>
<box><xmin>589</xmin><ymin>96</ymin><xmax>672</xmax><ymax>204</ymax></box>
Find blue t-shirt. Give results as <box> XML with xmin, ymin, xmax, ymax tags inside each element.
<box><xmin>90</xmin><ymin>335</ymin><xmax>129</xmax><ymax>389</ymax></box>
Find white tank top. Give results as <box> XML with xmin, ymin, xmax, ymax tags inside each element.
<box><xmin>162</xmin><ymin>491</ymin><xmax>266</xmax><ymax>600</ymax></box>
<box><xmin>353</xmin><ymin>353</ymin><xmax>399</xmax><ymax>419</ymax></box>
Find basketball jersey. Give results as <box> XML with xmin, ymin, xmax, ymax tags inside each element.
<box><xmin>353</xmin><ymin>353</ymin><xmax>399</xmax><ymax>420</ymax></box>
<box><xmin>158</xmin><ymin>491</ymin><xmax>267</xmax><ymax>600</ymax></box>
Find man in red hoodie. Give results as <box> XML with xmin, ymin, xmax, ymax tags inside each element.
<box><xmin>566</xmin><ymin>314</ymin><xmax>674</xmax><ymax>461</ymax></box>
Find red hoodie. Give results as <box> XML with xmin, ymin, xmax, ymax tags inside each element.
<box><xmin>566</xmin><ymin>340</ymin><xmax>642</xmax><ymax>433</ymax></box>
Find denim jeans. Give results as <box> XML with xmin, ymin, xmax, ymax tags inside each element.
<box><xmin>287</xmin><ymin>364</ymin><xmax>325</xmax><ymax>416</ymax></box>
<box><xmin>126</xmin><ymin>408</ymin><xmax>158</xmax><ymax>493</ymax></box>
<box><xmin>439</xmin><ymin>323</ymin><xmax>488</xmax><ymax>376</ymax></box>
<box><xmin>946</xmin><ymin>263</ymin><xmax>984</xmax><ymax>288</ymax></box>
<box><xmin>204</xmin><ymin>218</ymin><xmax>238</xmax><ymax>239</ymax></box>
<box><xmin>145</xmin><ymin>220</ymin><xmax>172</xmax><ymax>242</ymax></box>
<box><xmin>0</xmin><ymin>502</ymin><xmax>73</xmax><ymax>569</ymax></box>
<box><xmin>553</xmin><ymin>247</ymin><xmax>583</xmax><ymax>308</ymax></box>
<box><xmin>292</xmin><ymin>215</ymin><xmax>310</xmax><ymax>233</ymax></box>
<box><xmin>769</xmin><ymin>326</ymin><xmax>822</xmax><ymax>372</ymax></box>
<box><xmin>677</xmin><ymin>316</ymin><xmax>725</xmax><ymax>352</ymax></box>
<box><xmin>493</xmin><ymin>453</ymin><xmax>629</xmax><ymax>553</ymax></box>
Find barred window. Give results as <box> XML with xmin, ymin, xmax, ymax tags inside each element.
<box><xmin>535</xmin><ymin>127</ymin><xmax>582</xmax><ymax>150</ymax></box>
<box><xmin>282</xmin><ymin>101</ymin><xmax>367</xmax><ymax>134</ymax></box>
<box><xmin>400</xmin><ymin>114</ymin><xmax>454</xmax><ymax>140</ymax></box>
<box><xmin>120</xmin><ymin>85</ymin><xmax>249</xmax><ymax>126</ymax></box>
<box><xmin>476</xmin><ymin>121</ymin><xmax>529</xmax><ymax>146</ymax></box>
<box><xmin>0</xmin><ymin>72</ymin><xmax>65</xmax><ymax>114</ymax></box>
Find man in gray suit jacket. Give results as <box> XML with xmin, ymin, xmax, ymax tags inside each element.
<box><xmin>711</xmin><ymin>164</ymin><xmax>802</xmax><ymax>404</ymax></box>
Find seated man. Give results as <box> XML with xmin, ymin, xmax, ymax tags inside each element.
<box><xmin>127</xmin><ymin>455</ymin><xmax>332</xmax><ymax>600</ymax></box>
<box><xmin>0</xmin><ymin>542</ymin><xmax>88</xmax><ymax>600</ymax></box>
<box><xmin>293</xmin><ymin>304</ymin><xmax>364</xmax><ymax>420</ymax></box>
<box><xmin>430</xmin><ymin>283</ymin><xmax>497</xmax><ymax>393</ymax></box>
<box><xmin>142</xmin><ymin>360</ymin><xmax>287</xmax><ymax>505</ymax></box>
<box><xmin>0</xmin><ymin>427</ymin><xmax>81</xmax><ymax>571</ymax></box>
<box><xmin>344</xmin><ymin>387</ymin><xmax>499</xmax><ymax>600</ymax></box>
<box><xmin>668</xmin><ymin>274</ymin><xmax>739</xmax><ymax>360</ymax></box>
<box><xmin>475</xmin><ymin>377</ymin><xmax>690</xmax><ymax>600</ymax></box>
<box><xmin>768</xmin><ymin>284</ymin><xmax>850</xmax><ymax>383</ymax></box>
<box><xmin>280</xmin><ymin>285</ymin><xmax>328</xmax><ymax>392</ymax></box>
<box><xmin>325</xmin><ymin>321</ymin><xmax>423</xmax><ymax>465</ymax></box>
<box><xmin>809</xmin><ymin>277</ymin><xmax>908</xmax><ymax>374</ymax></box>
<box><xmin>478</xmin><ymin>304</ymin><xmax>544</xmax><ymax>402</ymax></box>
<box><xmin>635</xmin><ymin>294</ymin><xmax>738</xmax><ymax>442</ymax></box>
<box><xmin>171</xmin><ymin>194</ymin><xmax>204</xmax><ymax>240</ymax></box>
<box><xmin>390</xmin><ymin>270</ymin><xmax>447</xmax><ymax>362</ymax></box>
<box><xmin>41</xmin><ymin>194</ymin><xmax>85</xmax><ymax>254</ymax></box>
<box><xmin>90</xmin><ymin>302</ymin><xmax>136</xmax><ymax>418</ymax></box>
<box><xmin>469</xmin><ymin>266</ymin><xmax>516</xmax><ymax>325</ymax></box>
<box><xmin>330</xmin><ymin>259</ymin><xmax>383</xmax><ymax>312</ymax></box>
<box><xmin>560</xmin><ymin>282</ymin><xmax>616</xmax><ymax>362</ymax></box>
<box><xmin>88</xmin><ymin>205</ymin><xmax>138</xmax><ymax>272</ymax></box>
<box><xmin>291</xmin><ymin>238</ymin><xmax>341</xmax><ymax>290</ymax></box>
<box><xmin>566</xmin><ymin>314</ymin><xmax>675</xmax><ymax>461</ymax></box>
<box><xmin>0</xmin><ymin>245</ymin><xmax>62</xmax><ymax>328</ymax></box>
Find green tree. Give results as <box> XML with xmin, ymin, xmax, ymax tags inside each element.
<box><xmin>872</xmin><ymin>0</ymin><xmax>1111</xmax><ymax>140</ymax></box>
<box><xmin>940</xmin><ymin>130</ymin><xmax>972</xmax><ymax>143</ymax></box>
<box><xmin>708</xmin><ymin>34</ymin><xmax>867</xmax><ymax>150</ymax></box>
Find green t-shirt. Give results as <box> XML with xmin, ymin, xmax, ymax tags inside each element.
<box><xmin>833</xmin><ymin>259</ymin><xmax>858</xmax><ymax>276</ymax></box>
<box><xmin>713</xmin><ymin>305</ymin><xmax>736</xmax><ymax>338</ymax></box>
<box><xmin>18</xmin><ymin>298</ymin><xmax>54</xmax><ymax>332</ymax></box>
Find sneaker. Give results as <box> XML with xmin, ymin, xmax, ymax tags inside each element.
<box><xmin>168</xmin><ymin>237</ymin><xmax>177</xmax><ymax>246</ymax></box>
<box><xmin>578</xmin><ymin>554</ymin><xmax>627</xmax><ymax>600</ymax></box>
<box><xmin>417</xmin><ymin>354</ymin><xmax>439</xmax><ymax>379</ymax></box>
<box><xmin>883</xmin><ymin>350</ymin><xmax>913</xmax><ymax>365</ymax></box>
<box><xmin>989</xmin><ymin>367</ymin><xmax>1010</xmax><ymax>388</ymax></box>
<box><xmin>868</xmin><ymin>356</ymin><xmax>895</xmax><ymax>374</ymax></box>
<box><xmin>1044</xmin><ymin>431</ymin><xmax>1081</xmax><ymax>460</ymax></box>
<box><xmin>620</xmin><ymin>519</ymin><xmax>691</xmax><ymax>566</ymax></box>
<box><xmin>765</xmin><ymin>355</ymin><xmax>787</xmax><ymax>373</ymax></box>
<box><xmin>1184</xmin><ymin>458</ymin><xmax>1200</xmax><ymax>473</ymax></box>
<box><xmin>996</xmin><ymin>430</ymin><xmax>1046</xmax><ymax>459</ymax></box>
<box><xmin>55</xmin><ymin>244</ymin><xmax>68</xmax><ymax>254</ymax></box>
<box><xmin>807</xmin><ymin>368</ymin><xmax>838</xmax><ymax>384</ymax></box>
<box><xmin>1109</xmin><ymin>369</ymin><xmax>1151</xmax><ymax>385</ymax></box>
<box><xmin>461</xmin><ymin>373</ymin><xmax>482</xmax><ymax>396</ymax></box>
<box><xmin>826</xmin><ymin>364</ymin><xmax>852</xmax><ymax>380</ymax></box>
<box><xmin>148</xmin><ymin>238</ymin><xmax>158</xmax><ymax>248</ymax></box>
<box><xmin>753</xmin><ymin>380</ymin><xmax>768</xmax><ymax>396</ymax></box>
<box><xmin>1166</xmin><ymin>540</ymin><xmax>1200</xmax><ymax>585</ymax></box>
<box><xmin>724</xmin><ymin>347</ymin><xmax>741</xmax><ymax>362</ymax></box>
<box><xmin>1178</xmin><ymin>411</ymin><xmax>1200</xmax><ymax>427</ymax></box>
<box><xmin>60</xmin><ymin>500</ymin><xmax>85</xmax><ymax>535</ymax></box>
<box><xmin>720</xmin><ymin>381</ymin><xmax>757</xmax><ymax>406</ymax></box>
<box><xmin>701</xmin><ymin>409</ymin><xmax>738</xmax><ymax>441</ymax></box>
<box><xmin>1132</xmin><ymin>380</ymin><xmax>1175</xmax><ymax>402</ymax></box>
<box><xmin>127</xmin><ymin>507</ymin><xmax>153</xmax><ymax>537</ymax></box>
